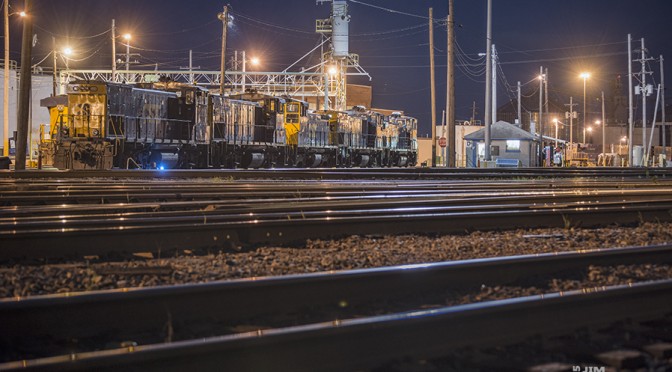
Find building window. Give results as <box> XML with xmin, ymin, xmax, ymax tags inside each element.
<box><xmin>506</xmin><ymin>140</ymin><xmax>520</xmax><ymax>152</ymax></box>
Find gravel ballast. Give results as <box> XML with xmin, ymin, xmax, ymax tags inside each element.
<box><xmin>2</xmin><ymin>221</ymin><xmax>672</xmax><ymax>298</ymax></box>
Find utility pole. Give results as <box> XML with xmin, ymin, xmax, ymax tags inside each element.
<box><xmin>125</xmin><ymin>39</ymin><xmax>130</xmax><ymax>73</ymax></box>
<box><xmin>634</xmin><ymin>37</ymin><xmax>654</xmax><ymax>166</ymax></box>
<box><xmin>641</xmin><ymin>38</ymin><xmax>648</xmax><ymax>155</ymax></box>
<box><xmin>661</xmin><ymin>55</ymin><xmax>666</xmax><ymax>159</ymax></box>
<box><xmin>601</xmin><ymin>91</ymin><xmax>606</xmax><ymax>156</ymax></box>
<box><xmin>491</xmin><ymin>44</ymin><xmax>497</xmax><ymax>124</ymax></box>
<box><xmin>218</xmin><ymin>5</ymin><xmax>229</xmax><ymax>94</ymax></box>
<box><xmin>446</xmin><ymin>0</ymin><xmax>455</xmax><ymax>167</ymax></box>
<box><xmin>3</xmin><ymin>0</ymin><xmax>9</xmax><ymax>156</ymax></box>
<box><xmin>441</xmin><ymin>109</ymin><xmax>446</xmax><ymax>167</ymax></box>
<box><xmin>190</xmin><ymin>50</ymin><xmax>194</xmax><ymax>84</ymax></box>
<box><xmin>538</xmin><ymin>66</ymin><xmax>543</xmax><ymax>165</ymax></box>
<box><xmin>16</xmin><ymin>0</ymin><xmax>32</xmax><ymax>170</ymax></box>
<box><xmin>180</xmin><ymin>50</ymin><xmax>201</xmax><ymax>85</ymax></box>
<box><xmin>647</xmin><ymin>84</ymin><xmax>661</xmax><ymax>163</ymax></box>
<box><xmin>627</xmin><ymin>34</ymin><xmax>634</xmax><ymax>165</ymax></box>
<box><xmin>429</xmin><ymin>7</ymin><xmax>436</xmax><ymax>167</ymax></box>
<box><xmin>565</xmin><ymin>96</ymin><xmax>577</xmax><ymax>144</ymax></box>
<box><xmin>544</xmin><ymin>67</ymin><xmax>549</xmax><ymax>144</ymax></box>
<box><xmin>581</xmin><ymin>73</ymin><xmax>589</xmax><ymax>144</ymax></box>
<box><xmin>111</xmin><ymin>19</ymin><xmax>116</xmax><ymax>83</ymax></box>
<box><xmin>484</xmin><ymin>0</ymin><xmax>492</xmax><ymax>161</ymax></box>
<box><xmin>52</xmin><ymin>37</ymin><xmax>57</xmax><ymax>96</ymax></box>
<box><xmin>242</xmin><ymin>50</ymin><xmax>247</xmax><ymax>92</ymax></box>
<box><xmin>429</xmin><ymin>8</ymin><xmax>436</xmax><ymax>167</ymax></box>
<box><xmin>471</xmin><ymin>101</ymin><xmax>476</xmax><ymax>125</ymax></box>
<box><xmin>517</xmin><ymin>81</ymin><xmax>521</xmax><ymax>125</ymax></box>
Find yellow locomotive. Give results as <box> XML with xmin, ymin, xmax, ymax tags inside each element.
<box><xmin>40</xmin><ymin>81</ymin><xmax>417</xmax><ymax>169</ymax></box>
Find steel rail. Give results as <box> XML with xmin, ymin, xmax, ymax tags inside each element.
<box><xmin>2</xmin><ymin>185</ymin><xmax>672</xmax><ymax>217</ymax></box>
<box><xmin>2</xmin><ymin>189</ymin><xmax>672</xmax><ymax>227</ymax></box>
<box><xmin>2</xmin><ymin>177</ymin><xmax>668</xmax><ymax>191</ymax></box>
<box><xmin>1</xmin><ymin>167</ymin><xmax>671</xmax><ymax>181</ymax></box>
<box><xmin>1</xmin><ymin>247</ymin><xmax>671</xmax><ymax>371</ymax></box>
<box><xmin>2</xmin><ymin>179</ymin><xmax>672</xmax><ymax>206</ymax></box>
<box><xmin>1</xmin><ymin>197</ymin><xmax>672</xmax><ymax>259</ymax></box>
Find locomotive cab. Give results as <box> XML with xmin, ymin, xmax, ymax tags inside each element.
<box><xmin>283</xmin><ymin>99</ymin><xmax>307</xmax><ymax>145</ymax></box>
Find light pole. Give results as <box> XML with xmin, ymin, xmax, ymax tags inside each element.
<box><xmin>123</xmin><ymin>33</ymin><xmax>131</xmax><ymax>82</ymax></box>
<box><xmin>4</xmin><ymin>7</ymin><xmax>27</xmax><ymax>156</ymax></box>
<box><xmin>53</xmin><ymin>44</ymin><xmax>73</xmax><ymax>96</ymax></box>
<box><xmin>218</xmin><ymin>5</ymin><xmax>229</xmax><ymax>94</ymax></box>
<box><xmin>580</xmin><ymin>72</ymin><xmax>590</xmax><ymax>143</ymax></box>
<box><xmin>239</xmin><ymin>51</ymin><xmax>260</xmax><ymax>93</ymax></box>
<box><xmin>595</xmin><ymin>119</ymin><xmax>605</xmax><ymax>154</ymax></box>
<box><xmin>552</xmin><ymin>118</ymin><xmax>561</xmax><ymax>147</ymax></box>
<box><xmin>600</xmin><ymin>90</ymin><xmax>606</xmax><ymax>156</ymax></box>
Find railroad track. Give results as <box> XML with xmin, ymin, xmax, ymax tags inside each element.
<box><xmin>1</xmin><ymin>176</ymin><xmax>670</xmax><ymax>206</ymax></box>
<box><xmin>2</xmin><ymin>178</ymin><xmax>672</xmax><ymax>259</ymax></box>
<box><xmin>1</xmin><ymin>167</ymin><xmax>671</xmax><ymax>181</ymax></box>
<box><xmin>2</xmin><ymin>244</ymin><xmax>671</xmax><ymax>370</ymax></box>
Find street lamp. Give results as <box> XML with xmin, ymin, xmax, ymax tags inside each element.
<box><xmin>322</xmin><ymin>64</ymin><xmax>339</xmax><ymax>111</ymax></box>
<box><xmin>119</xmin><ymin>33</ymin><xmax>135</xmax><ymax>83</ymax></box>
<box><xmin>123</xmin><ymin>33</ymin><xmax>131</xmax><ymax>73</ymax></box>
<box><xmin>237</xmin><ymin>51</ymin><xmax>260</xmax><ymax>92</ymax></box>
<box><xmin>587</xmin><ymin>126</ymin><xmax>593</xmax><ymax>143</ymax></box>
<box><xmin>580</xmin><ymin>72</ymin><xmax>590</xmax><ymax>143</ymax></box>
<box><xmin>53</xmin><ymin>44</ymin><xmax>73</xmax><ymax>96</ymax></box>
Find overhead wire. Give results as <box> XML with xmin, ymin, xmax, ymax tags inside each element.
<box><xmin>33</xmin><ymin>24</ymin><xmax>111</xmax><ymax>40</ymax></box>
<box><xmin>348</xmin><ymin>0</ymin><xmax>430</xmax><ymax>20</ymax></box>
<box><xmin>351</xmin><ymin>23</ymin><xmax>427</xmax><ymax>37</ymax></box>
<box><xmin>230</xmin><ymin>11</ymin><xmax>314</xmax><ymax>35</ymax></box>
<box><xmin>141</xmin><ymin>19</ymin><xmax>220</xmax><ymax>37</ymax></box>
<box><xmin>31</xmin><ymin>50</ymin><xmax>53</xmax><ymax>68</ymax></box>
<box><xmin>230</xmin><ymin>15</ymin><xmax>317</xmax><ymax>40</ymax></box>
<box><xmin>454</xmin><ymin>39</ymin><xmax>486</xmax><ymax>81</ymax></box>
<box><xmin>353</xmin><ymin>26</ymin><xmax>429</xmax><ymax>43</ymax></box>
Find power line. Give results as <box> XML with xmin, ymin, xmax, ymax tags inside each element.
<box><xmin>230</xmin><ymin>10</ymin><xmax>314</xmax><ymax>35</ymax></box>
<box><xmin>352</xmin><ymin>26</ymin><xmax>429</xmax><ymax>42</ymax></box>
<box><xmin>348</xmin><ymin>0</ymin><xmax>430</xmax><ymax>20</ymax></box>
<box><xmin>351</xmin><ymin>23</ymin><xmax>426</xmax><ymax>37</ymax></box>
<box><xmin>33</xmin><ymin>24</ymin><xmax>110</xmax><ymax>40</ymax></box>
<box><xmin>141</xmin><ymin>19</ymin><xmax>220</xmax><ymax>37</ymax></box>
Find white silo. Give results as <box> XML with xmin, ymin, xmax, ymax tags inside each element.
<box><xmin>331</xmin><ymin>0</ymin><xmax>350</xmax><ymax>58</ymax></box>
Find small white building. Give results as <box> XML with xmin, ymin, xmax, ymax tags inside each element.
<box><xmin>464</xmin><ymin>120</ymin><xmax>540</xmax><ymax>167</ymax></box>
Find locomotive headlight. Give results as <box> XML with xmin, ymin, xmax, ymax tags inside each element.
<box><xmin>92</xmin><ymin>129</ymin><xmax>100</xmax><ymax>136</ymax></box>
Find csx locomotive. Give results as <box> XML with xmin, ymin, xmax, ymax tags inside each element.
<box><xmin>40</xmin><ymin>80</ymin><xmax>418</xmax><ymax>169</ymax></box>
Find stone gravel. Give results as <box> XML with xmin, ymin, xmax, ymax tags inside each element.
<box><xmin>2</xmin><ymin>221</ymin><xmax>672</xmax><ymax>298</ymax></box>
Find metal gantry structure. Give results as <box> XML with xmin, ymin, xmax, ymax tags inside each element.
<box><xmin>57</xmin><ymin>0</ymin><xmax>370</xmax><ymax>111</ymax></box>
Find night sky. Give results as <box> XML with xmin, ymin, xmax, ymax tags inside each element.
<box><xmin>5</xmin><ymin>0</ymin><xmax>672</xmax><ymax>136</ymax></box>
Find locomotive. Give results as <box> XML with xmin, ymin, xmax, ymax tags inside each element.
<box><xmin>40</xmin><ymin>80</ymin><xmax>418</xmax><ymax>170</ymax></box>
